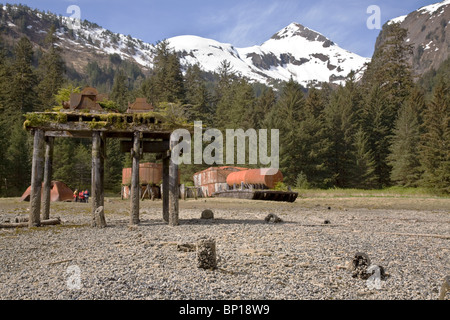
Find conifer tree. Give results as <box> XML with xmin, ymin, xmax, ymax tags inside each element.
<box><xmin>388</xmin><ymin>87</ymin><xmax>425</xmax><ymax>187</ymax></box>
<box><xmin>250</xmin><ymin>87</ymin><xmax>276</xmax><ymax>129</ymax></box>
<box><xmin>352</xmin><ymin>126</ymin><xmax>377</xmax><ymax>189</ymax></box>
<box><xmin>5</xmin><ymin>120</ymin><xmax>31</xmax><ymax>195</ymax></box>
<box><xmin>9</xmin><ymin>36</ymin><xmax>37</xmax><ymax>115</ymax></box>
<box><xmin>184</xmin><ymin>63</ymin><xmax>212</xmax><ymax>125</ymax></box>
<box><xmin>361</xmin><ymin>23</ymin><xmax>414</xmax><ymax>187</ymax></box>
<box><xmin>146</xmin><ymin>40</ymin><xmax>185</xmax><ymax>105</ymax></box>
<box><xmin>110</xmin><ymin>69</ymin><xmax>130</xmax><ymax>112</ymax></box>
<box><xmin>323</xmin><ymin>85</ymin><xmax>358</xmax><ymax>187</ymax></box>
<box><xmin>419</xmin><ymin>76</ymin><xmax>450</xmax><ymax>193</ymax></box>
<box><xmin>37</xmin><ymin>25</ymin><xmax>66</xmax><ymax>110</ymax></box>
<box><xmin>263</xmin><ymin>79</ymin><xmax>305</xmax><ymax>186</ymax></box>
<box><xmin>361</xmin><ymin>85</ymin><xmax>392</xmax><ymax>188</ymax></box>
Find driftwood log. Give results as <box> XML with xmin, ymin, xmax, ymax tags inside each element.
<box><xmin>0</xmin><ymin>218</ymin><xmax>61</xmax><ymax>229</ymax></box>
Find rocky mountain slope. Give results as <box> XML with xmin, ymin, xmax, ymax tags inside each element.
<box><xmin>379</xmin><ymin>0</ymin><xmax>450</xmax><ymax>77</ymax></box>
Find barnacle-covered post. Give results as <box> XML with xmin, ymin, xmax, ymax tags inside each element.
<box><xmin>169</xmin><ymin>134</ymin><xmax>179</xmax><ymax>227</ymax></box>
<box><xmin>162</xmin><ymin>154</ymin><xmax>170</xmax><ymax>223</ymax></box>
<box><xmin>29</xmin><ymin>129</ymin><xmax>45</xmax><ymax>227</ymax></box>
<box><xmin>91</xmin><ymin>131</ymin><xmax>106</xmax><ymax>228</ymax></box>
<box><xmin>42</xmin><ymin>136</ymin><xmax>54</xmax><ymax>220</ymax></box>
<box><xmin>130</xmin><ymin>131</ymin><xmax>141</xmax><ymax>225</ymax></box>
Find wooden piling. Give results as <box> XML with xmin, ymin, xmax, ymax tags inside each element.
<box><xmin>42</xmin><ymin>136</ymin><xmax>54</xmax><ymax>221</ymax></box>
<box><xmin>29</xmin><ymin>129</ymin><xmax>45</xmax><ymax>227</ymax></box>
<box><xmin>130</xmin><ymin>131</ymin><xmax>141</xmax><ymax>225</ymax></box>
<box><xmin>162</xmin><ymin>155</ymin><xmax>170</xmax><ymax>223</ymax></box>
<box><xmin>169</xmin><ymin>139</ymin><xmax>179</xmax><ymax>227</ymax></box>
<box><xmin>91</xmin><ymin>131</ymin><xmax>106</xmax><ymax>228</ymax></box>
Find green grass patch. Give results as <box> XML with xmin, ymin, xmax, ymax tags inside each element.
<box><xmin>293</xmin><ymin>187</ymin><xmax>448</xmax><ymax>199</ymax></box>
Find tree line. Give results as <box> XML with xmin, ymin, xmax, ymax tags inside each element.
<box><xmin>0</xmin><ymin>22</ymin><xmax>448</xmax><ymax>197</ymax></box>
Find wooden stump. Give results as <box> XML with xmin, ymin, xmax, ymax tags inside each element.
<box><xmin>197</xmin><ymin>237</ymin><xmax>217</xmax><ymax>270</ymax></box>
<box><xmin>201</xmin><ymin>209</ymin><xmax>214</xmax><ymax>220</ymax></box>
<box><xmin>29</xmin><ymin>129</ymin><xmax>45</xmax><ymax>227</ymax></box>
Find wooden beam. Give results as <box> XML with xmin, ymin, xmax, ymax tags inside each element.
<box><xmin>130</xmin><ymin>132</ymin><xmax>141</xmax><ymax>225</ymax></box>
<box><xmin>91</xmin><ymin>132</ymin><xmax>106</xmax><ymax>228</ymax></box>
<box><xmin>29</xmin><ymin>129</ymin><xmax>45</xmax><ymax>227</ymax></box>
<box><xmin>168</xmin><ymin>139</ymin><xmax>179</xmax><ymax>227</ymax></box>
<box><xmin>42</xmin><ymin>136</ymin><xmax>54</xmax><ymax>221</ymax></box>
<box><xmin>120</xmin><ymin>140</ymin><xmax>169</xmax><ymax>154</ymax></box>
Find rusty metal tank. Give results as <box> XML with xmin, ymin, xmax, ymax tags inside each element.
<box><xmin>226</xmin><ymin>168</ymin><xmax>283</xmax><ymax>189</ymax></box>
<box><xmin>122</xmin><ymin>163</ymin><xmax>163</xmax><ymax>185</ymax></box>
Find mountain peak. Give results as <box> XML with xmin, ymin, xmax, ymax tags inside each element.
<box><xmin>270</xmin><ymin>22</ymin><xmax>334</xmax><ymax>46</ymax></box>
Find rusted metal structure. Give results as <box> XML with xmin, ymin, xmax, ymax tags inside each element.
<box><xmin>193</xmin><ymin>167</ymin><xmax>298</xmax><ymax>202</ymax></box>
<box><xmin>122</xmin><ymin>162</ymin><xmax>163</xmax><ymax>200</ymax></box>
<box><xmin>214</xmin><ymin>168</ymin><xmax>298</xmax><ymax>203</ymax></box>
<box><xmin>20</xmin><ymin>181</ymin><xmax>74</xmax><ymax>203</ymax></box>
<box><xmin>126</xmin><ymin>98</ymin><xmax>154</xmax><ymax>113</ymax></box>
<box><xmin>67</xmin><ymin>87</ymin><xmax>103</xmax><ymax>111</ymax></box>
<box><xmin>193</xmin><ymin>166</ymin><xmax>247</xmax><ymax>197</ymax></box>
<box><xmin>226</xmin><ymin>168</ymin><xmax>284</xmax><ymax>190</ymax></box>
<box><xmin>24</xmin><ymin>87</ymin><xmax>188</xmax><ymax>228</ymax></box>
<box><xmin>122</xmin><ymin>163</ymin><xmax>163</xmax><ymax>186</ymax></box>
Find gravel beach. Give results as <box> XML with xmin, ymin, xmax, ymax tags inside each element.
<box><xmin>0</xmin><ymin>196</ymin><xmax>449</xmax><ymax>300</ymax></box>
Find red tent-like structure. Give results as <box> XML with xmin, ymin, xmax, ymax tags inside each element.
<box><xmin>21</xmin><ymin>181</ymin><xmax>74</xmax><ymax>202</ymax></box>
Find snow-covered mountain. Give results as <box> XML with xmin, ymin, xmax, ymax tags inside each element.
<box><xmin>381</xmin><ymin>0</ymin><xmax>450</xmax><ymax>76</ymax></box>
<box><xmin>170</xmin><ymin>23</ymin><xmax>370</xmax><ymax>86</ymax></box>
<box><xmin>1</xmin><ymin>4</ymin><xmax>369</xmax><ymax>86</ymax></box>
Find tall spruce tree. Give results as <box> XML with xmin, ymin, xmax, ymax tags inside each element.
<box><xmin>110</xmin><ymin>69</ymin><xmax>130</xmax><ymax>111</ymax></box>
<box><xmin>144</xmin><ymin>40</ymin><xmax>185</xmax><ymax>106</ymax></box>
<box><xmin>352</xmin><ymin>126</ymin><xmax>377</xmax><ymax>189</ymax></box>
<box><xmin>5</xmin><ymin>121</ymin><xmax>31</xmax><ymax>195</ymax></box>
<box><xmin>388</xmin><ymin>87</ymin><xmax>425</xmax><ymax>187</ymax></box>
<box><xmin>361</xmin><ymin>23</ymin><xmax>414</xmax><ymax>187</ymax></box>
<box><xmin>362</xmin><ymin>85</ymin><xmax>392</xmax><ymax>188</ymax></box>
<box><xmin>9</xmin><ymin>36</ymin><xmax>37</xmax><ymax>115</ymax></box>
<box><xmin>324</xmin><ymin>85</ymin><xmax>358</xmax><ymax>188</ymax></box>
<box><xmin>37</xmin><ymin>25</ymin><xmax>66</xmax><ymax>110</ymax></box>
<box><xmin>184</xmin><ymin>63</ymin><xmax>212</xmax><ymax>125</ymax></box>
<box><xmin>263</xmin><ymin>79</ymin><xmax>305</xmax><ymax>186</ymax></box>
<box><xmin>419</xmin><ymin>76</ymin><xmax>450</xmax><ymax>193</ymax></box>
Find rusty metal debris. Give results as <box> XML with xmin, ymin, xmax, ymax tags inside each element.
<box><xmin>67</xmin><ymin>87</ymin><xmax>104</xmax><ymax>111</ymax></box>
<box><xmin>126</xmin><ymin>98</ymin><xmax>154</xmax><ymax>113</ymax></box>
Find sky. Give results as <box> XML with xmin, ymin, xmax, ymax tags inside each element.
<box><xmin>2</xmin><ymin>0</ymin><xmax>443</xmax><ymax>57</ymax></box>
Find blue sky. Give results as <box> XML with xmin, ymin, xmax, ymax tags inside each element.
<box><xmin>3</xmin><ymin>0</ymin><xmax>441</xmax><ymax>57</ymax></box>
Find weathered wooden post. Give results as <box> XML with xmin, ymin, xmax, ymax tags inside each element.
<box><xmin>91</xmin><ymin>131</ymin><xmax>106</xmax><ymax>228</ymax></box>
<box><xmin>162</xmin><ymin>154</ymin><xmax>170</xmax><ymax>223</ymax></box>
<box><xmin>130</xmin><ymin>131</ymin><xmax>141</xmax><ymax>225</ymax></box>
<box><xmin>169</xmin><ymin>137</ymin><xmax>179</xmax><ymax>227</ymax></box>
<box><xmin>42</xmin><ymin>136</ymin><xmax>54</xmax><ymax>221</ymax></box>
<box><xmin>29</xmin><ymin>129</ymin><xmax>45</xmax><ymax>227</ymax></box>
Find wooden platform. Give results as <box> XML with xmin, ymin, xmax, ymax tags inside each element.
<box><xmin>23</xmin><ymin>110</ymin><xmax>189</xmax><ymax>228</ymax></box>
